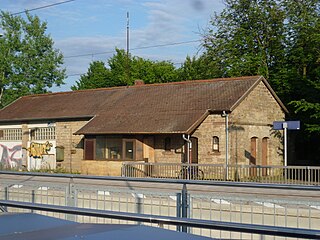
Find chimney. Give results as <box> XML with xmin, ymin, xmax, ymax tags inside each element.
<box><xmin>134</xmin><ymin>79</ymin><xmax>144</xmax><ymax>86</ymax></box>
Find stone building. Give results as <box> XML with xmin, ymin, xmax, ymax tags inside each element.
<box><xmin>0</xmin><ymin>76</ymin><xmax>287</xmax><ymax>176</ymax></box>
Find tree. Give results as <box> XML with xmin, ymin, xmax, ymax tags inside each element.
<box><xmin>0</xmin><ymin>11</ymin><xmax>65</xmax><ymax>107</ymax></box>
<box><xmin>203</xmin><ymin>0</ymin><xmax>286</xmax><ymax>81</ymax></box>
<box><xmin>71</xmin><ymin>61</ymin><xmax>112</xmax><ymax>90</ymax></box>
<box><xmin>72</xmin><ymin>49</ymin><xmax>179</xmax><ymax>90</ymax></box>
<box><xmin>202</xmin><ymin>0</ymin><xmax>320</xmax><ymax>164</ymax></box>
<box><xmin>283</xmin><ymin>0</ymin><xmax>320</xmax><ymax>133</ymax></box>
<box><xmin>178</xmin><ymin>54</ymin><xmax>223</xmax><ymax>80</ymax></box>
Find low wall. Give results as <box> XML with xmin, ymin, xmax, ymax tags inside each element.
<box><xmin>81</xmin><ymin>160</ymin><xmax>123</xmax><ymax>176</ymax></box>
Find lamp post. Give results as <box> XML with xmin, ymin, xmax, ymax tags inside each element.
<box><xmin>222</xmin><ymin>111</ymin><xmax>229</xmax><ymax>180</ymax></box>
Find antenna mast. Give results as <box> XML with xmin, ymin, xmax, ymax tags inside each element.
<box><xmin>125</xmin><ymin>11</ymin><xmax>130</xmax><ymax>84</ymax></box>
<box><xmin>126</xmin><ymin>11</ymin><xmax>129</xmax><ymax>56</ymax></box>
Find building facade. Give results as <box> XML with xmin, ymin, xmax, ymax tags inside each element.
<box><xmin>0</xmin><ymin>76</ymin><xmax>287</xmax><ymax>176</ymax></box>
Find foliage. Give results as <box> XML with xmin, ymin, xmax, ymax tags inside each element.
<box><xmin>203</xmin><ymin>0</ymin><xmax>320</xmax><ymax>132</ymax></box>
<box><xmin>0</xmin><ymin>11</ymin><xmax>65</xmax><ymax>107</ymax></box>
<box><xmin>71</xmin><ymin>61</ymin><xmax>111</xmax><ymax>90</ymax></box>
<box><xmin>72</xmin><ymin>49</ymin><xmax>179</xmax><ymax>90</ymax></box>
<box><xmin>202</xmin><ymin>0</ymin><xmax>320</xmax><ymax>163</ymax></box>
<box><xmin>177</xmin><ymin>54</ymin><xmax>223</xmax><ymax>80</ymax></box>
<box><xmin>203</xmin><ymin>0</ymin><xmax>286</xmax><ymax>81</ymax></box>
<box><xmin>283</xmin><ymin>0</ymin><xmax>320</xmax><ymax>134</ymax></box>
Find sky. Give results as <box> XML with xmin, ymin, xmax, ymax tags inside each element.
<box><xmin>0</xmin><ymin>0</ymin><xmax>225</xmax><ymax>92</ymax></box>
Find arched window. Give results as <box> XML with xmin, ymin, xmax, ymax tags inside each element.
<box><xmin>164</xmin><ymin>137</ymin><xmax>171</xmax><ymax>151</ymax></box>
<box><xmin>212</xmin><ymin>136</ymin><xmax>219</xmax><ymax>152</ymax></box>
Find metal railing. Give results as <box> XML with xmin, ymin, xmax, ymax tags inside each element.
<box><xmin>1</xmin><ymin>199</ymin><xmax>320</xmax><ymax>239</ymax></box>
<box><xmin>121</xmin><ymin>162</ymin><xmax>320</xmax><ymax>185</ymax></box>
<box><xmin>1</xmin><ymin>171</ymin><xmax>320</xmax><ymax>239</ymax></box>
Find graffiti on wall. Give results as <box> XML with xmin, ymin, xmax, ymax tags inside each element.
<box><xmin>27</xmin><ymin>141</ymin><xmax>53</xmax><ymax>158</ymax></box>
<box><xmin>0</xmin><ymin>144</ymin><xmax>22</xmax><ymax>168</ymax></box>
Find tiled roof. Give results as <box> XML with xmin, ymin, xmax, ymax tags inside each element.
<box><xmin>0</xmin><ymin>76</ymin><xmax>282</xmax><ymax>134</ymax></box>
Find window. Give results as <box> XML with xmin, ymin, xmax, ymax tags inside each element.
<box><xmin>124</xmin><ymin>140</ymin><xmax>134</xmax><ymax>160</ymax></box>
<box><xmin>84</xmin><ymin>136</ymin><xmax>136</xmax><ymax>160</ymax></box>
<box><xmin>0</xmin><ymin>128</ymin><xmax>22</xmax><ymax>141</ymax></box>
<box><xmin>212</xmin><ymin>136</ymin><xmax>219</xmax><ymax>152</ymax></box>
<box><xmin>164</xmin><ymin>137</ymin><xmax>171</xmax><ymax>151</ymax></box>
<box><xmin>31</xmin><ymin>127</ymin><xmax>56</xmax><ymax>140</ymax></box>
<box><xmin>106</xmin><ymin>137</ymin><xmax>122</xmax><ymax>159</ymax></box>
<box><xmin>96</xmin><ymin>136</ymin><xmax>106</xmax><ymax>159</ymax></box>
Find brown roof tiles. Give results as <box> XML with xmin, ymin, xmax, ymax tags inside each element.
<box><xmin>0</xmin><ymin>76</ymin><xmax>284</xmax><ymax>134</ymax></box>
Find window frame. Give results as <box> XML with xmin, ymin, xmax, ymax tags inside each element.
<box><xmin>122</xmin><ymin>139</ymin><xmax>136</xmax><ymax>160</ymax></box>
<box><xmin>83</xmin><ymin>136</ymin><xmax>137</xmax><ymax>161</ymax></box>
<box><xmin>0</xmin><ymin>128</ymin><xmax>22</xmax><ymax>141</ymax></box>
<box><xmin>212</xmin><ymin>136</ymin><xmax>220</xmax><ymax>152</ymax></box>
<box><xmin>30</xmin><ymin>127</ymin><xmax>56</xmax><ymax>141</ymax></box>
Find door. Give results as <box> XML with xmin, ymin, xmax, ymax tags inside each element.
<box><xmin>190</xmin><ymin>137</ymin><xmax>198</xmax><ymax>164</ymax></box>
<box><xmin>250</xmin><ymin>137</ymin><xmax>257</xmax><ymax>177</ymax></box>
<box><xmin>262</xmin><ymin>137</ymin><xmax>268</xmax><ymax>176</ymax></box>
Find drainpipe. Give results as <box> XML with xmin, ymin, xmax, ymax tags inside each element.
<box><xmin>182</xmin><ymin>134</ymin><xmax>192</xmax><ymax>164</ymax></box>
<box><xmin>222</xmin><ymin>111</ymin><xmax>229</xmax><ymax>180</ymax></box>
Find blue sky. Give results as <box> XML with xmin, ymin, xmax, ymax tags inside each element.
<box><xmin>1</xmin><ymin>0</ymin><xmax>225</xmax><ymax>91</ymax></box>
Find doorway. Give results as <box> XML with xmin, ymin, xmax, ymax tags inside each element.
<box><xmin>250</xmin><ymin>137</ymin><xmax>258</xmax><ymax>176</ymax></box>
<box><xmin>262</xmin><ymin>137</ymin><xmax>268</xmax><ymax>176</ymax></box>
<box><xmin>190</xmin><ymin>137</ymin><xmax>198</xmax><ymax>164</ymax></box>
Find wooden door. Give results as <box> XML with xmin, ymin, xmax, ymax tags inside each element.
<box><xmin>250</xmin><ymin>137</ymin><xmax>257</xmax><ymax>176</ymax></box>
<box><xmin>190</xmin><ymin>137</ymin><xmax>198</xmax><ymax>164</ymax></box>
<box><xmin>262</xmin><ymin>137</ymin><xmax>268</xmax><ymax>176</ymax></box>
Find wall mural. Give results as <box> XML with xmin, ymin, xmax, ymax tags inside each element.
<box><xmin>27</xmin><ymin>141</ymin><xmax>53</xmax><ymax>158</ymax></box>
<box><xmin>0</xmin><ymin>144</ymin><xmax>22</xmax><ymax>168</ymax></box>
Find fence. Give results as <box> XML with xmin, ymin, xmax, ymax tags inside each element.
<box><xmin>1</xmin><ymin>171</ymin><xmax>320</xmax><ymax>239</ymax></box>
<box><xmin>1</xmin><ymin>200</ymin><xmax>320</xmax><ymax>239</ymax></box>
<box><xmin>121</xmin><ymin>162</ymin><xmax>320</xmax><ymax>185</ymax></box>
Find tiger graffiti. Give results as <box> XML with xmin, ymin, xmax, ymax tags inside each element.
<box><xmin>0</xmin><ymin>144</ymin><xmax>22</xmax><ymax>168</ymax></box>
<box><xmin>27</xmin><ymin>141</ymin><xmax>53</xmax><ymax>158</ymax></box>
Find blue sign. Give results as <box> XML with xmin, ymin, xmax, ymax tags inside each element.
<box><xmin>273</xmin><ymin>121</ymin><xmax>300</xmax><ymax>130</ymax></box>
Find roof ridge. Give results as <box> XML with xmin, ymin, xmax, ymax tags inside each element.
<box><xmin>21</xmin><ymin>75</ymin><xmax>262</xmax><ymax>98</ymax></box>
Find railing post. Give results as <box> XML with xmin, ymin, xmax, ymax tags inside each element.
<box><xmin>3</xmin><ymin>186</ymin><xmax>9</xmax><ymax>212</ymax></box>
<box><xmin>307</xmin><ymin>166</ymin><xmax>310</xmax><ymax>185</ymax></box>
<box><xmin>66</xmin><ymin>177</ymin><xmax>76</xmax><ymax>221</ymax></box>
<box><xmin>121</xmin><ymin>165</ymin><xmax>125</xmax><ymax>177</ymax></box>
<box><xmin>181</xmin><ymin>183</ymin><xmax>188</xmax><ymax>233</ymax></box>
<box><xmin>31</xmin><ymin>189</ymin><xmax>35</xmax><ymax>213</ymax></box>
<box><xmin>176</xmin><ymin>192</ymin><xmax>182</xmax><ymax>232</ymax></box>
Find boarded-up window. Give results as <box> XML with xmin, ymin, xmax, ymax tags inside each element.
<box><xmin>84</xmin><ymin>138</ymin><xmax>95</xmax><ymax>160</ymax></box>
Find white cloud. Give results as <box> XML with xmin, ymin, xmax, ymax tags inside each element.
<box><xmin>2</xmin><ymin>0</ymin><xmax>225</xmax><ymax>91</ymax></box>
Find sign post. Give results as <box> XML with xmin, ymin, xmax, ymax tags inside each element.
<box><xmin>273</xmin><ymin>121</ymin><xmax>300</xmax><ymax>167</ymax></box>
<box><xmin>283</xmin><ymin>122</ymin><xmax>288</xmax><ymax>167</ymax></box>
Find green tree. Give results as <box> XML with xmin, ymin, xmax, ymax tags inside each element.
<box><xmin>202</xmin><ymin>0</ymin><xmax>320</xmax><ymax>164</ymax></box>
<box><xmin>72</xmin><ymin>49</ymin><xmax>179</xmax><ymax>90</ymax></box>
<box><xmin>0</xmin><ymin>11</ymin><xmax>65</xmax><ymax>107</ymax></box>
<box><xmin>203</xmin><ymin>0</ymin><xmax>286</xmax><ymax>81</ymax></box>
<box><xmin>283</xmin><ymin>0</ymin><xmax>320</xmax><ymax>133</ymax></box>
<box><xmin>178</xmin><ymin>54</ymin><xmax>223</xmax><ymax>80</ymax></box>
<box><xmin>71</xmin><ymin>61</ymin><xmax>112</xmax><ymax>90</ymax></box>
